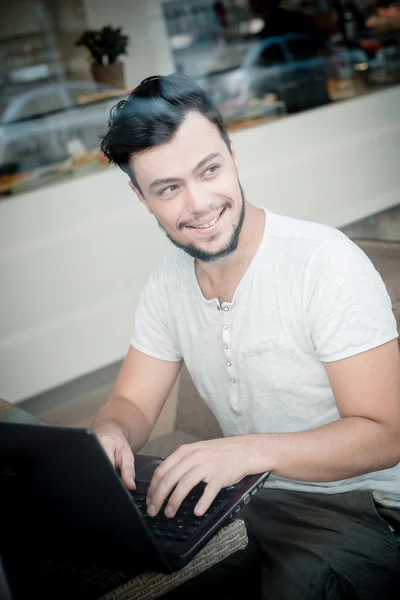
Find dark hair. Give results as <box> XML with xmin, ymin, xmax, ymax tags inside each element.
<box><xmin>100</xmin><ymin>73</ymin><xmax>231</xmax><ymax>194</ymax></box>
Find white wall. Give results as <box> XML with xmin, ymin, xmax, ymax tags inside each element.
<box><xmin>1</xmin><ymin>85</ymin><xmax>399</xmax><ymax>403</ymax></box>
<box><xmin>236</xmin><ymin>87</ymin><xmax>400</xmax><ymax>227</ymax></box>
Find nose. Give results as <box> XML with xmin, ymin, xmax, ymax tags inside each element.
<box><xmin>185</xmin><ymin>183</ymin><xmax>213</xmax><ymax>217</ymax></box>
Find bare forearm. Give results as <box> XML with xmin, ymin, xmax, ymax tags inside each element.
<box><xmin>92</xmin><ymin>396</ymin><xmax>152</xmax><ymax>453</ymax></box>
<box><xmin>247</xmin><ymin>417</ymin><xmax>400</xmax><ymax>482</ymax></box>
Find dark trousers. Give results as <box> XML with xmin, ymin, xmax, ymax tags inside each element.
<box><xmin>163</xmin><ymin>489</ymin><xmax>400</xmax><ymax>600</ymax></box>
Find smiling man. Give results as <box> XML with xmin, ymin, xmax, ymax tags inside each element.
<box><xmin>134</xmin><ymin>137</ymin><xmax>247</xmax><ymax>263</ymax></box>
<box><xmin>93</xmin><ymin>74</ymin><xmax>400</xmax><ymax>599</ymax></box>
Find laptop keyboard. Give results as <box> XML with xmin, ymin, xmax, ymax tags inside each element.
<box><xmin>132</xmin><ymin>489</ymin><xmax>228</xmax><ymax>545</ymax></box>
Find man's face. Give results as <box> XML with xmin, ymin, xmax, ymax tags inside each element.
<box><xmin>130</xmin><ymin>111</ymin><xmax>245</xmax><ymax>262</ymax></box>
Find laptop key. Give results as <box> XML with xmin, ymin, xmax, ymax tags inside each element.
<box><xmin>186</xmin><ymin>527</ymin><xmax>197</xmax><ymax>535</ymax></box>
<box><xmin>132</xmin><ymin>489</ymin><xmax>229</xmax><ymax>546</ymax></box>
<box><xmin>153</xmin><ymin>529</ymin><xmax>164</xmax><ymax>537</ymax></box>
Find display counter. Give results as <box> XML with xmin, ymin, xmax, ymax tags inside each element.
<box><xmin>0</xmin><ymin>88</ymin><xmax>128</xmax><ymax>197</ymax></box>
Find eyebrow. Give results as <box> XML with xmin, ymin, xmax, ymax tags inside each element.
<box><xmin>148</xmin><ymin>152</ymin><xmax>223</xmax><ymax>192</ymax></box>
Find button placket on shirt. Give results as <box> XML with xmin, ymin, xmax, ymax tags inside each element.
<box><xmin>220</xmin><ymin>303</ymin><xmax>239</xmax><ymax>411</ymax></box>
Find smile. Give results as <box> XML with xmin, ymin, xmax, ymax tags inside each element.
<box><xmin>188</xmin><ymin>208</ymin><xmax>225</xmax><ymax>230</ymax></box>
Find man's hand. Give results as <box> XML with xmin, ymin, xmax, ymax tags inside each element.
<box><xmin>146</xmin><ymin>436</ymin><xmax>252</xmax><ymax>518</ymax></box>
<box><xmin>95</xmin><ymin>425</ymin><xmax>136</xmax><ymax>490</ymax></box>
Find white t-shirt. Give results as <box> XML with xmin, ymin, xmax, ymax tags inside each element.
<box><xmin>131</xmin><ymin>209</ymin><xmax>400</xmax><ymax>507</ymax></box>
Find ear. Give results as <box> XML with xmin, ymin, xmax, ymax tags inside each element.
<box><xmin>128</xmin><ymin>181</ymin><xmax>153</xmax><ymax>214</ymax></box>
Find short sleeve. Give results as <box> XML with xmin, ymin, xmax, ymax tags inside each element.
<box><xmin>130</xmin><ymin>270</ymin><xmax>182</xmax><ymax>362</ymax></box>
<box><xmin>308</xmin><ymin>239</ymin><xmax>399</xmax><ymax>362</ymax></box>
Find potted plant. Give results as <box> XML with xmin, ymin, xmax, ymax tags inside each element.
<box><xmin>76</xmin><ymin>25</ymin><xmax>129</xmax><ymax>89</ymax></box>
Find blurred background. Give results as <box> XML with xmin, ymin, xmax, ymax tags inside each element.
<box><xmin>0</xmin><ymin>0</ymin><xmax>399</xmax><ymax>431</ymax></box>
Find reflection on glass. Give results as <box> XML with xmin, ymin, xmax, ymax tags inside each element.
<box><xmin>0</xmin><ymin>0</ymin><xmax>127</xmax><ymax>197</ymax></box>
<box><xmin>0</xmin><ymin>80</ymin><xmax>125</xmax><ymax>196</ymax></box>
<box><xmin>0</xmin><ymin>0</ymin><xmax>399</xmax><ymax>197</ymax></box>
<box><xmin>163</xmin><ymin>0</ymin><xmax>400</xmax><ymax>128</ymax></box>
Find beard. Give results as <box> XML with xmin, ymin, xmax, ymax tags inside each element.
<box><xmin>155</xmin><ymin>182</ymin><xmax>246</xmax><ymax>263</ymax></box>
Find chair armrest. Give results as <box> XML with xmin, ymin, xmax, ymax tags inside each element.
<box><xmin>100</xmin><ymin>518</ymin><xmax>248</xmax><ymax>600</ymax></box>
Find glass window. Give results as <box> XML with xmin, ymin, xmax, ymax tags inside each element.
<box><xmin>0</xmin><ymin>0</ymin><xmax>126</xmax><ymax>195</ymax></box>
<box><xmin>255</xmin><ymin>43</ymin><xmax>285</xmax><ymax>67</ymax></box>
<box><xmin>285</xmin><ymin>38</ymin><xmax>327</xmax><ymax>61</ymax></box>
<box><xmin>162</xmin><ymin>0</ymin><xmax>400</xmax><ymax>131</ymax></box>
<box><xmin>1</xmin><ymin>0</ymin><xmax>399</xmax><ymax>197</ymax></box>
<box><xmin>2</xmin><ymin>87</ymin><xmax>64</xmax><ymax>123</ymax></box>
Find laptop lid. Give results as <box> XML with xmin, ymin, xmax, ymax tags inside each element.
<box><xmin>0</xmin><ymin>557</ymin><xmax>13</xmax><ymax>600</ymax></box>
<box><xmin>0</xmin><ymin>421</ymin><xmax>270</xmax><ymax>572</ymax></box>
<box><xmin>0</xmin><ymin>421</ymin><xmax>168</xmax><ymax>574</ymax></box>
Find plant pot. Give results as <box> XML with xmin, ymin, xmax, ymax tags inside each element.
<box><xmin>91</xmin><ymin>61</ymin><xmax>125</xmax><ymax>89</ymax></box>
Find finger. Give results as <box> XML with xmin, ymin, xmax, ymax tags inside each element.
<box><xmin>119</xmin><ymin>447</ymin><xmax>136</xmax><ymax>490</ymax></box>
<box><xmin>194</xmin><ymin>481</ymin><xmax>221</xmax><ymax>517</ymax></box>
<box><xmin>147</xmin><ymin>470</ymin><xmax>179</xmax><ymax>517</ymax></box>
<box><xmin>147</xmin><ymin>444</ymin><xmax>191</xmax><ymax>498</ymax></box>
<box><xmin>163</xmin><ymin>468</ymin><xmax>205</xmax><ymax>518</ymax></box>
<box><xmin>100</xmin><ymin>437</ymin><xmax>117</xmax><ymax>468</ymax></box>
<box><xmin>147</xmin><ymin>455</ymin><xmax>194</xmax><ymax>517</ymax></box>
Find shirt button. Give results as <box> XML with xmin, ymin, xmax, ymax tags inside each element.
<box><xmin>227</xmin><ymin>361</ymin><xmax>232</xmax><ymax>367</ymax></box>
<box><xmin>223</xmin><ymin>307</ymin><xmax>229</xmax><ymax>312</ymax></box>
<box><xmin>230</xmin><ymin>378</ymin><xmax>236</xmax><ymax>384</ymax></box>
<box><xmin>222</xmin><ymin>324</ymin><xmax>228</xmax><ymax>330</ymax></box>
<box><xmin>224</xmin><ymin>344</ymin><xmax>228</xmax><ymax>350</ymax></box>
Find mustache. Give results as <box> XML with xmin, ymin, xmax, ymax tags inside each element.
<box><xmin>178</xmin><ymin>201</ymin><xmax>232</xmax><ymax>230</ymax></box>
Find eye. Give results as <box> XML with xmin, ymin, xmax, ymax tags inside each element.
<box><xmin>159</xmin><ymin>184</ymin><xmax>178</xmax><ymax>196</ymax></box>
<box><xmin>203</xmin><ymin>164</ymin><xmax>220</xmax><ymax>177</ymax></box>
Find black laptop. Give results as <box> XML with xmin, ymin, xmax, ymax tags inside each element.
<box><xmin>0</xmin><ymin>421</ymin><xmax>270</xmax><ymax>599</ymax></box>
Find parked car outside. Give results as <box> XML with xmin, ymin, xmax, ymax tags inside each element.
<box><xmin>0</xmin><ymin>80</ymin><xmax>123</xmax><ymax>194</ymax></box>
<box><xmin>197</xmin><ymin>34</ymin><xmax>370</xmax><ymax>115</ymax></box>
<box><xmin>0</xmin><ymin>81</ymin><xmax>120</xmax><ymax>175</ymax></box>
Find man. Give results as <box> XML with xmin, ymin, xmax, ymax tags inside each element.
<box><xmin>94</xmin><ymin>73</ymin><xmax>400</xmax><ymax>598</ymax></box>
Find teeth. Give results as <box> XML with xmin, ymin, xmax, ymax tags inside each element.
<box><xmin>195</xmin><ymin>214</ymin><xmax>220</xmax><ymax>229</ymax></box>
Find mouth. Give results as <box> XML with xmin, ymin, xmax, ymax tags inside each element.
<box><xmin>186</xmin><ymin>207</ymin><xmax>226</xmax><ymax>233</ymax></box>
